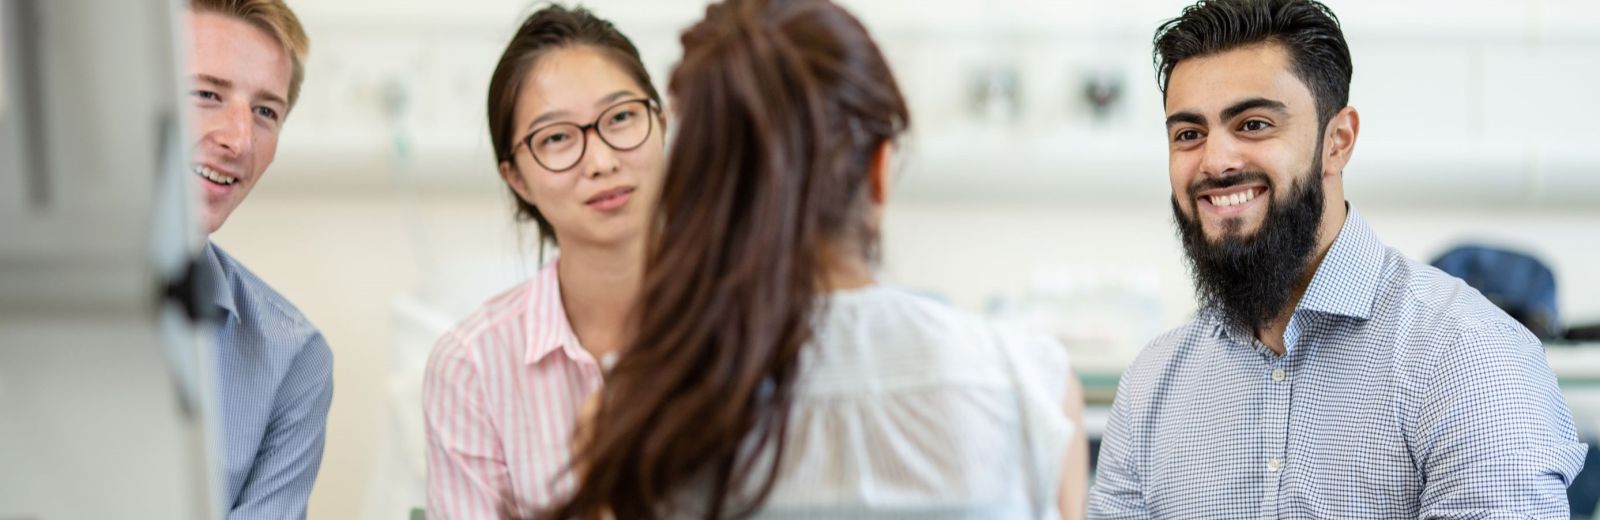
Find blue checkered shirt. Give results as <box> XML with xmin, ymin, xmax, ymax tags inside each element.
<box><xmin>1088</xmin><ymin>208</ymin><xmax>1586</xmax><ymax>519</ymax></box>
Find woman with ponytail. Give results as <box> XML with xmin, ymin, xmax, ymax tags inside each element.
<box><xmin>545</xmin><ymin>0</ymin><xmax>1087</xmax><ymax>518</ymax></box>
<box><xmin>422</xmin><ymin>5</ymin><xmax>668</xmax><ymax>518</ymax></box>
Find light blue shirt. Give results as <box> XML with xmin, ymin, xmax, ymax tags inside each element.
<box><xmin>206</xmin><ymin>242</ymin><xmax>333</xmax><ymax>520</ymax></box>
<box><xmin>1088</xmin><ymin>208</ymin><xmax>1586</xmax><ymax>518</ymax></box>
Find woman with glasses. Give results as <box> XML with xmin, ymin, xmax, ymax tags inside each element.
<box><xmin>540</xmin><ymin>0</ymin><xmax>1088</xmax><ymax>518</ymax></box>
<box><xmin>421</xmin><ymin>5</ymin><xmax>667</xmax><ymax>518</ymax></box>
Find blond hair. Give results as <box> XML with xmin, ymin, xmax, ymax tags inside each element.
<box><xmin>190</xmin><ymin>0</ymin><xmax>310</xmax><ymax>110</ymax></box>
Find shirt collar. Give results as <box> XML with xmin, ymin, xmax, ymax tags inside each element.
<box><xmin>204</xmin><ymin>241</ymin><xmax>240</xmax><ymax>323</ymax></box>
<box><xmin>1294</xmin><ymin>205</ymin><xmax>1385</xmax><ymax>321</ymax></box>
<box><xmin>1205</xmin><ymin>204</ymin><xmax>1386</xmax><ymax>341</ymax></box>
<box><xmin>524</xmin><ymin>256</ymin><xmax>586</xmax><ymax>366</ymax></box>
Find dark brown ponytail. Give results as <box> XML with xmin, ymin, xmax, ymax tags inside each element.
<box><xmin>540</xmin><ymin>0</ymin><xmax>908</xmax><ymax>518</ymax></box>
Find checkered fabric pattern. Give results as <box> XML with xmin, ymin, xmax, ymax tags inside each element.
<box><xmin>1088</xmin><ymin>208</ymin><xmax>1586</xmax><ymax>519</ymax></box>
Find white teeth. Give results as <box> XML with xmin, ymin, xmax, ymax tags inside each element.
<box><xmin>1211</xmin><ymin>190</ymin><xmax>1257</xmax><ymax>207</ymax></box>
<box><xmin>193</xmin><ymin>165</ymin><xmax>237</xmax><ymax>185</ymax></box>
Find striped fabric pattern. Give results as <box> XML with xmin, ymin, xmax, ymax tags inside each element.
<box><xmin>208</xmin><ymin>242</ymin><xmax>335</xmax><ymax>520</ymax></box>
<box><xmin>423</xmin><ymin>259</ymin><xmax>605</xmax><ymax>519</ymax></box>
<box><xmin>1088</xmin><ymin>208</ymin><xmax>1587</xmax><ymax>519</ymax></box>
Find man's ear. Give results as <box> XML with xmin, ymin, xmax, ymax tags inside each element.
<box><xmin>1322</xmin><ymin>106</ymin><xmax>1360</xmax><ymax>178</ymax></box>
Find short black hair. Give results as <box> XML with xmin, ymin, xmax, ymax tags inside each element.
<box><xmin>1154</xmin><ymin>0</ymin><xmax>1353</xmax><ymax>129</ymax></box>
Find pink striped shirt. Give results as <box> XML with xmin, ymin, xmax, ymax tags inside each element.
<box><xmin>423</xmin><ymin>259</ymin><xmax>604</xmax><ymax>519</ymax></box>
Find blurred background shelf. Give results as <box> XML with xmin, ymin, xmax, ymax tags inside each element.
<box><xmin>268</xmin><ymin>0</ymin><xmax>1600</xmax><ymax>207</ymax></box>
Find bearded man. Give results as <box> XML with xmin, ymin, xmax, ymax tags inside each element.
<box><xmin>1087</xmin><ymin>1</ymin><xmax>1585</xmax><ymax>518</ymax></box>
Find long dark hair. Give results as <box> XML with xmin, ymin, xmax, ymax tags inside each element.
<box><xmin>541</xmin><ymin>0</ymin><xmax>908</xmax><ymax>518</ymax></box>
<box><xmin>486</xmin><ymin>4</ymin><xmax>662</xmax><ymax>245</ymax></box>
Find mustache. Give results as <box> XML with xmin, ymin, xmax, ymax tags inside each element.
<box><xmin>1188</xmin><ymin>171</ymin><xmax>1274</xmax><ymax>198</ymax></box>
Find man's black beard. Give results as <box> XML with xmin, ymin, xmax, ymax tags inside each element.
<box><xmin>1172</xmin><ymin>161</ymin><xmax>1325</xmax><ymax>335</ymax></box>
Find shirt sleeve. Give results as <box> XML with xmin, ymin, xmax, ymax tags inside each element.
<box><xmin>229</xmin><ymin>332</ymin><xmax>334</xmax><ymax>520</ymax></box>
<box><xmin>998</xmin><ymin>327</ymin><xmax>1080</xmax><ymax>515</ymax></box>
<box><xmin>423</xmin><ymin>333</ymin><xmax>509</xmax><ymax>520</ymax></box>
<box><xmin>1086</xmin><ymin>368</ymin><xmax>1151</xmax><ymax>520</ymax></box>
<box><xmin>1413</xmin><ymin>323</ymin><xmax>1587</xmax><ymax>519</ymax></box>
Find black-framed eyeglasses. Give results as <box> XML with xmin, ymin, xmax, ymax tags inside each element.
<box><xmin>512</xmin><ymin>98</ymin><xmax>660</xmax><ymax>173</ymax></box>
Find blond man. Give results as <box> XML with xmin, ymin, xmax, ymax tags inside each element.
<box><xmin>185</xmin><ymin>1</ymin><xmax>332</xmax><ymax>518</ymax></box>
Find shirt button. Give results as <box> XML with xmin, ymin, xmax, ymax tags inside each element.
<box><xmin>1268</xmin><ymin>457</ymin><xmax>1282</xmax><ymax>472</ymax></box>
<box><xmin>1271</xmin><ymin>368</ymin><xmax>1286</xmax><ymax>382</ymax></box>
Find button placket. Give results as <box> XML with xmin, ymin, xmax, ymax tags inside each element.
<box><xmin>1260</xmin><ymin>356</ymin><xmax>1293</xmax><ymax>518</ymax></box>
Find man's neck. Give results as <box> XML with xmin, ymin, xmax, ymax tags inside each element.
<box><xmin>1255</xmin><ymin>201</ymin><xmax>1348</xmax><ymax>356</ymax></box>
<box><xmin>1256</xmin><ymin>277</ymin><xmax>1314</xmax><ymax>357</ymax></box>
<box><xmin>556</xmin><ymin>238</ymin><xmax>644</xmax><ymax>361</ymax></box>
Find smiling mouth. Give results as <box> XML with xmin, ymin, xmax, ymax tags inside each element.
<box><xmin>1203</xmin><ymin>187</ymin><xmax>1266</xmax><ymax>208</ymax></box>
<box><xmin>194</xmin><ymin>165</ymin><xmax>238</xmax><ymax>186</ymax></box>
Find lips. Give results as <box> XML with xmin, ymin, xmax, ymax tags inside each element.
<box><xmin>586</xmin><ymin>186</ymin><xmax>635</xmax><ymax>210</ymax></box>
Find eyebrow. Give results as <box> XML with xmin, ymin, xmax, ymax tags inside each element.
<box><xmin>195</xmin><ymin>73</ymin><xmax>232</xmax><ymax>89</ymax></box>
<box><xmin>594</xmin><ymin>90</ymin><xmax>636</xmax><ymax>108</ymax></box>
<box><xmin>257</xmin><ymin>90</ymin><xmax>288</xmax><ymax>109</ymax></box>
<box><xmin>1221</xmin><ymin>97</ymin><xmax>1288</xmax><ymax>122</ymax></box>
<box><xmin>1165</xmin><ymin>111</ymin><xmax>1206</xmax><ymax>129</ymax></box>
<box><xmin>192</xmin><ymin>74</ymin><xmax>288</xmax><ymax>108</ymax></box>
<box><xmin>1164</xmin><ymin>97</ymin><xmax>1290</xmax><ymax>130</ymax></box>
<box><xmin>525</xmin><ymin>90</ymin><xmax>640</xmax><ymax>131</ymax></box>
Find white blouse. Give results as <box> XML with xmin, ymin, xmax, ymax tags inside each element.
<box><xmin>683</xmin><ymin>285</ymin><xmax>1076</xmax><ymax>519</ymax></box>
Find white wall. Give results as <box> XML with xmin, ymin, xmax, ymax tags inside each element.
<box><xmin>274</xmin><ymin>0</ymin><xmax>1600</xmax><ymax>206</ymax></box>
